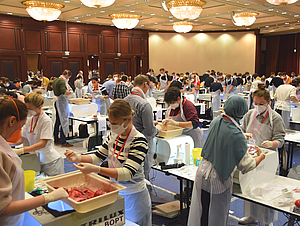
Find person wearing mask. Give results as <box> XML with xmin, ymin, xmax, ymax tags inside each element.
<box><xmin>187</xmin><ymin>95</ymin><xmax>266</xmax><ymax>226</ymax></box>
<box><xmin>163</xmin><ymin>87</ymin><xmax>203</xmax><ymax>148</ymax></box>
<box><xmin>210</xmin><ymin>77</ymin><xmax>223</xmax><ymax>114</ymax></box>
<box><xmin>145</xmin><ymin>69</ymin><xmax>157</xmax><ymax>97</ymax></box>
<box><xmin>239</xmin><ymin>84</ymin><xmax>285</xmax><ymax>226</ymax></box>
<box><xmin>0</xmin><ymin>78</ymin><xmax>13</xmax><ymax>92</ymax></box>
<box><xmin>103</xmin><ymin>75</ymin><xmax>115</xmax><ymax>98</ymax></box>
<box><xmin>281</xmin><ymin>72</ymin><xmax>290</xmax><ymax>84</ymax></box>
<box><xmin>13</xmin><ymin>79</ymin><xmax>21</xmax><ymax>91</ymax></box>
<box><xmin>157</xmin><ymin>68</ymin><xmax>172</xmax><ymax>91</ymax></box>
<box><xmin>74</xmin><ymin>75</ymin><xmax>84</xmax><ymax>98</ymax></box>
<box><xmin>124</xmin><ymin>75</ymin><xmax>159</xmax><ymax>181</ymax></box>
<box><xmin>76</xmin><ymin>70</ymin><xmax>84</xmax><ymax>84</ymax></box>
<box><xmin>191</xmin><ymin>73</ymin><xmax>201</xmax><ymax>95</ymax></box>
<box><xmin>248</xmin><ymin>77</ymin><xmax>263</xmax><ymax>109</ymax></box>
<box><xmin>64</xmin><ymin>100</ymin><xmax>151</xmax><ymax>226</ymax></box>
<box><xmin>13</xmin><ymin>92</ymin><xmax>64</xmax><ymax>176</ymax></box>
<box><xmin>112</xmin><ymin>77</ymin><xmax>131</xmax><ymax>100</ymax></box>
<box><xmin>52</xmin><ymin>70</ymin><xmax>73</xmax><ymax>147</ymax></box>
<box><xmin>0</xmin><ymin>97</ymin><xmax>68</xmax><ymax>226</ymax></box>
<box><xmin>236</xmin><ymin>73</ymin><xmax>243</xmax><ymax>93</ymax></box>
<box><xmin>274</xmin><ymin>77</ymin><xmax>300</xmax><ymax>129</ymax></box>
<box><xmin>38</xmin><ymin>74</ymin><xmax>49</xmax><ymax>89</ymax></box>
<box><xmin>183</xmin><ymin>79</ymin><xmax>196</xmax><ymax>102</ymax></box>
<box><xmin>290</xmin><ymin>72</ymin><xmax>296</xmax><ymax>81</ymax></box>
<box><xmin>223</xmin><ymin>74</ymin><xmax>238</xmax><ymax>94</ymax></box>
<box><xmin>86</xmin><ymin>76</ymin><xmax>110</xmax><ymax>115</ymax></box>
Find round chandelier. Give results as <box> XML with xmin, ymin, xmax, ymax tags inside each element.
<box><xmin>80</xmin><ymin>0</ymin><xmax>115</xmax><ymax>8</ymax></box>
<box><xmin>266</xmin><ymin>0</ymin><xmax>298</xmax><ymax>5</ymax></box>
<box><xmin>110</xmin><ymin>13</ymin><xmax>141</xmax><ymax>29</ymax></box>
<box><xmin>173</xmin><ymin>22</ymin><xmax>194</xmax><ymax>33</ymax></box>
<box><xmin>22</xmin><ymin>1</ymin><xmax>64</xmax><ymax>21</ymax></box>
<box><xmin>232</xmin><ymin>12</ymin><xmax>259</xmax><ymax>26</ymax></box>
<box><xmin>166</xmin><ymin>0</ymin><xmax>206</xmax><ymax>20</ymax></box>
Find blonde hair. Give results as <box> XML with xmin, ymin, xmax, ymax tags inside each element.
<box><xmin>24</xmin><ymin>91</ymin><xmax>44</xmax><ymax>107</ymax></box>
<box><xmin>107</xmin><ymin>99</ymin><xmax>135</xmax><ymax>119</ymax></box>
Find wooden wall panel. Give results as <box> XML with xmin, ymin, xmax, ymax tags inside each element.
<box><xmin>25</xmin><ymin>30</ymin><xmax>41</xmax><ymax>51</ymax></box>
<box><xmin>103</xmin><ymin>36</ymin><xmax>116</xmax><ymax>53</ymax></box>
<box><xmin>0</xmin><ymin>27</ymin><xmax>16</xmax><ymax>50</ymax></box>
<box><xmin>120</xmin><ymin>37</ymin><xmax>131</xmax><ymax>54</ymax></box>
<box><xmin>143</xmin><ymin>38</ymin><xmax>148</xmax><ymax>54</ymax></box>
<box><xmin>133</xmin><ymin>37</ymin><xmax>142</xmax><ymax>54</ymax></box>
<box><xmin>68</xmin><ymin>33</ymin><xmax>81</xmax><ymax>52</ymax></box>
<box><xmin>87</xmin><ymin>34</ymin><xmax>99</xmax><ymax>53</ymax></box>
<box><xmin>48</xmin><ymin>32</ymin><xmax>64</xmax><ymax>52</ymax></box>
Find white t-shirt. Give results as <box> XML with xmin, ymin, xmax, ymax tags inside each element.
<box><xmin>274</xmin><ymin>84</ymin><xmax>297</xmax><ymax>111</ymax></box>
<box><xmin>22</xmin><ymin>111</ymin><xmax>61</xmax><ymax>164</ymax></box>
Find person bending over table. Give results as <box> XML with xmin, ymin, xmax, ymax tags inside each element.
<box><xmin>65</xmin><ymin>99</ymin><xmax>151</xmax><ymax>226</ymax></box>
<box><xmin>187</xmin><ymin>95</ymin><xmax>265</xmax><ymax>226</ymax></box>
<box><xmin>162</xmin><ymin>87</ymin><xmax>203</xmax><ymax>148</ymax></box>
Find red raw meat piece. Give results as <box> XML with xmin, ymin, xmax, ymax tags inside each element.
<box><xmin>94</xmin><ymin>189</ymin><xmax>107</xmax><ymax>197</ymax></box>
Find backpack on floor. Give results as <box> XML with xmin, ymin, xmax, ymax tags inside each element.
<box><xmin>78</xmin><ymin>124</ymin><xmax>89</xmax><ymax>138</ymax></box>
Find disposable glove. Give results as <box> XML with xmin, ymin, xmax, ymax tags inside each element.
<box><xmin>261</xmin><ymin>140</ymin><xmax>273</xmax><ymax>148</ymax></box>
<box><xmin>254</xmin><ymin>145</ymin><xmax>265</xmax><ymax>159</ymax></box>
<box><xmin>162</xmin><ymin>118</ymin><xmax>179</xmax><ymax>126</ymax></box>
<box><xmin>94</xmin><ymin>95</ymin><xmax>100</xmax><ymax>99</ymax></box>
<box><xmin>64</xmin><ymin>150</ymin><xmax>81</xmax><ymax>162</ymax></box>
<box><xmin>156</xmin><ymin>124</ymin><xmax>163</xmax><ymax>131</ymax></box>
<box><xmin>244</xmin><ymin>133</ymin><xmax>253</xmax><ymax>140</ymax></box>
<box><xmin>73</xmin><ymin>162</ymin><xmax>100</xmax><ymax>174</ymax></box>
<box><xmin>43</xmin><ymin>187</ymin><xmax>69</xmax><ymax>204</ymax></box>
<box><xmin>13</xmin><ymin>148</ymin><xmax>24</xmax><ymax>155</ymax></box>
<box><xmin>99</xmin><ymin>95</ymin><xmax>104</xmax><ymax>99</ymax></box>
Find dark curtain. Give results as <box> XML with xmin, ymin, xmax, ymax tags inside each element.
<box><xmin>265</xmin><ymin>36</ymin><xmax>280</xmax><ymax>76</ymax></box>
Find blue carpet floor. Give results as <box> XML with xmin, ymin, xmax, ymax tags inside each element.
<box><xmin>63</xmin><ymin>130</ymin><xmax>300</xmax><ymax>226</ymax></box>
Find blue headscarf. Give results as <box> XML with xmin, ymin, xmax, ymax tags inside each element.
<box><xmin>201</xmin><ymin>95</ymin><xmax>248</xmax><ymax>180</ymax></box>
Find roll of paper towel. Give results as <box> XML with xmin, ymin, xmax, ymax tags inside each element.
<box><xmin>185</xmin><ymin>143</ymin><xmax>190</xmax><ymax>165</ymax></box>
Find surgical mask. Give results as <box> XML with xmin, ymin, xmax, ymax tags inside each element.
<box><xmin>191</xmin><ymin>79</ymin><xmax>194</xmax><ymax>82</ymax></box>
<box><xmin>170</xmin><ymin>103</ymin><xmax>179</xmax><ymax>110</ymax></box>
<box><xmin>254</xmin><ymin>104</ymin><xmax>267</xmax><ymax>114</ymax></box>
<box><xmin>27</xmin><ymin>109</ymin><xmax>36</xmax><ymax>117</ymax></box>
<box><xmin>111</xmin><ymin>121</ymin><xmax>128</xmax><ymax>135</ymax></box>
<box><xmin>4</xmin><ymin>83</ymin><xmax>9</xmax><ymax>87</ymax></box>
<box><xmin>114</xmin><ymin>77</ymin><xmax>118</xmax><ymax>81</ymax></box>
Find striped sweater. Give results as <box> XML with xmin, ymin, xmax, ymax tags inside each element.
<box><xmin>95</xmin><ymin>130</ymin><xmax>148</xmax><ymax>181</ymax></box>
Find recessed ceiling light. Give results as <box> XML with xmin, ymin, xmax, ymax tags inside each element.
<box><xmin>87</xmin><ymin>14</ymin><xmax>91</xmax><ymax>16</ymax></box>
<box><xmin>161</xmin><ymin>15</ymin><xmax>163</xmax><ymax>16</ymax></box>
<box><xmin>111</xmin><ymin>24</ymin><xmax>114</xmax><ymax>26</ymax></box>
<box><xmin>209</xmin><ymin>22</ymin><xmax>213</xmax><ymax>24</ymax></box>
<box><xmin>154</xmin><ymin>22</ymin><xmax>158</xmax><ymax>24</ymax></box>
<box><xmin>223</xmin><ymin>29</ymin><xmax>226</xmax><ymax>31</ymax></box>
<box><xmin>194</xmin><ymin>20</ymin><xmax>198</xmax><ymax>21</ymax></box>
<box><xmin>144</xmin><ymin>0</ymin><xmax>150</xmax><ymax>1</ymax></box>
<box><xmin>200</xmin><ymin>29</ymin><xmax>203</xmax><ymax>31</ymax></box>
<box><xmin>56</xmin><ymin>19</ymin><xmax>59</xmax><ymax>20</ymax></box>
<box><xmin>136</xmin><ymin>2</ymin><xmax>138</xmax><ymax>4</ymax></box>
<box><xmin>282</xmin><ymin>12</ymin><xmax>287</xmax><ymax>14</ymax></box>
<box><xmin>246</xmin><ymin>28</ymin><xmax>250</xmax><ymax>30</ymax></box>
<box><xmin>77</xmin><ymin>21</ymin><xmax>81</xmax><ymax>23</ymax></box>
<box><xmin>216</xmin><ymin>12</ymin><xmax>220</xmax><ymax>15</ymax></box>
<box><xmin>265</xmin><ymin>25</ymin><xmax>269</xmax><ymax>27</ymax></box>
<box><xmin>125</xmin><ymin>4</ymin><xmax>130</xmax><ymax>6</ymax></box>
<box><xmin>169</xmin><ymin>16</ymin><xmax>173</xmax><ymax>18</ymax></box>
<box><xmin>295</xmin><ymin>15</ymin><xmax>300</xmax><ymax>17</ymax></box>
<box><xmin>222</xmin><ymin>24</ymin><xmax>226</xmax><ymax>26</ymax></box>
<box><xmin>169</xmin><ymin>20</ymin><xmax>174</xmax><ymax>22</ymax></box>
<box><xmin>74</xmin><ymin>17</ymin><xmax>79</xmax><ymax>19</ymax></box>
<box><xmin>238</xmin><ymin>9</ymin><xmax>243</xmax><ymax>11</ymax></box>
<box><xmin>64</xmin><ymin>0</ymin><xmax>70</xmax><ymax>2</ymax></box>
<box><xmin>7</xmin><ymin>12</ymin><xmax>12</xmax><ymax>15</ymax></box>
<box><xmin>150</xmin><ymin>13</ymin><xmax>155</xmax><ymax>15</ymax></box>
<box><xmin>268</xmin><ymin>8</ymin><xmax>273</xmax><ymax>11</ymax></box>
<box><xmin>155</xmin><ymin>29</ymin><xmax>158</xmax><ymax>31</ymax></box>
<box><xmin>141</xmin><ymin>24</ymin><xmax>144</xmax><ymax>26</ymax></box>
<box><xmin>100</xmin><ymin>11</ymin><xmax>105</xmax><ymax>13</ymax></box>
<box><xmin>244</xmin><ymin>3</ymin><xmax>249</xmax><ymax>5</ymax></box>
<box><xmin>130</xmin><ymin>10</ymin><xmax>135</xmax><ymax>12</ymax></box>
<box><xmin>285</xmin><ymin>22</ymin><xmax>289</xmax><ymax>24</ymax></box>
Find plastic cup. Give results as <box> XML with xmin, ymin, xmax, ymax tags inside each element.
<box><xmin>192</xmin><ymin>148</ymin><xmax>202</xmax><ymax>165</ymax></box>
<box><xmin>24</xmin><ymin>170</ymin><xmax>36</xmax><ymax>192</ymax></box>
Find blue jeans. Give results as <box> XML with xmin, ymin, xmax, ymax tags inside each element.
<box><xmin>53</xmin><ymin>102</ymin><xmax>66</xmax><ymax>145</ymax></box>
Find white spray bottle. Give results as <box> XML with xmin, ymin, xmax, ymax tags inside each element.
<box><xmin>174</xmin><ymin>144</ymin><xmax>183</xmax><ymax>164</ymax></box>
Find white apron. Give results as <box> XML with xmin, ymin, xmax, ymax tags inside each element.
<box><xmin>211</xmin><ymin>90</ymin><xmax>221</xmax><ymax>113</ymax></box>
<box><xmin>53</xmin><ymin>94</ymin><xmax>69</xmax><ymax>136</ymax></box>
<box><xmin>75</xmin><ymin>87</ymin><xmax>82</xmax><ymax>98</ymax></box>
<box><xmin>92</xmin><ymin>85</ymin><xmax>109</xmax><ymax>116</ymax></box>
<box><xmin>160</xmin><ymin>76</ymin><xmax>168</xmax><ymax>90</ymax></box>
<box><xmin>274</xmin><ymin>99</ymin><xmax>291</xmax><ymax>129</ymax></box>
<box><xmin>237</xmin><ymin>84</ymin><xmax>243</xmax><ymax>94</ymax></box>
<box><xmin>188</xmin><ymin>114</ymin><xmax>243</xmax><ymax>226</ymax></box>
<box><xmin>167</xmin><ymin>98</ymin><xmax>203</xmax><ymax>148</ymax></box>
<box><xmin>244</xmin><ymin>106</ymin><xmax>278</xmax><ymax>224</ymax></box>
<box><xmin>107</xmin><ymin>127</ymin><xmax>151</xmax><ymax>226</ymax></box>
<box><xmin>0</xmin><ymin>136</ymin><xmax>25</xmax><ymax>226</ymax></box>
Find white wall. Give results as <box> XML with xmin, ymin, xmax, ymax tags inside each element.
<box><xmin>149</xmin><ymin>31</ymin><xmax>256</xmax><ymax>75</ymax></box>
